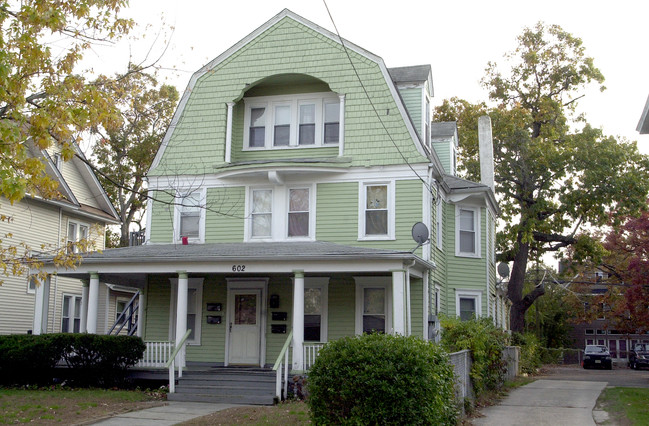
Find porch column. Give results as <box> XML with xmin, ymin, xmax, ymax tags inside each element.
<box><xmin>391</xmin><ymin>269</ymin><xmax>406</xmax><ymax>335</ymax></box>
<box><xmin>32</xmin><ymin>275</ymin><xmax>51</xmax><ymax>335</ymax></box>
<box><xmin>175</xmin><ymin>272</ymin><xmax>188</xmax><ymax>367</ymax></box>
<box><xmin>338</xmin><ymin>94</ymin><xmax>345</xmax><ymax>157</ymax></box>
<box><xmin>292</xmin><ymin>270</ymin><xmax>305</xmax><ymax>372</ymax></box>
<box><xmin>137</xmin><ymin>289</ymin><xmax>146</xmax><ymax>338</ymax></box>
<box><xmin>86</xmin><ymin>272</ymin><xmax>99</xmax><ymax>334</ymax></box>
<box><xmin>225</xmin><ymin>102</ymin><xmax>234</xmax><ymax>163</ymax></box>
<box><xmin>80</xmin><ymin>280</ymin><xmax>89</xmax><ymax>333</ymax></box>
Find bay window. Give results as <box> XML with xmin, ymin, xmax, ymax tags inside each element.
<box><xmin>288</xmin><ymin>188</ymin><xmax>309</xmax><ymax>238</ymax></box>
<box><xmin>323</xmin><ymin>101</ymin><xmax>340</xmax><ymax>144</ymax></box>
<box><xmin>299</xmin><ymin>103</ymin><xmax>316</xmax><ymax>145</ymax></box>
<box><xmin>247</xmin><ymin>186</ymin><xmax>314</xmax><ymax>241</ymax></box>
<box><xmin>251</xmin><ymin>189</ymin><xmax>273</xmax><ymax>238</ymax></box>
<box><xmin>273</xmin><ymin>105</ymin><xmax>291</xmax><ymax>146</ymax></box>
<box><xmin>249</xmin><ymin>108</ymin><xmax>266</xmax><ymax>147</ymax></box>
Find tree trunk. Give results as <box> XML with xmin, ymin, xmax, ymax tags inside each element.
<box><xmin>507</xmin><ymin>236</ymin><xmax>547</xmax><ymax>333</ymax></box>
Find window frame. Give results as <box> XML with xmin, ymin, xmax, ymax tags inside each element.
<box><xmin>358</xmin><ymin>181</ymin><xmax>395</xmax><ymax>241</ymax></box>
<box><xmin>455</xmin><ymin>205</ymin><xmax>481</xmax><ymax>258</ymax></box>
<box><xmin>455</xmin><ymin>290</ymin><xmax>482</xmax><ymax>321</ymax></box>
<box><xmin>355</xmin><ymin>277</ymin><xmax>392</xmax><ymax>335</ymax></box>
<box><xmin>286</xmin><ymin>187</ymin><xmax>313</xmax><ymax>240</ymax></box>
<box><xmin>243</xmin><ymin>93</ymin><xmax>340</xmax><ymax>150</ymax></box>
<box><xmin>61</xmin><ymin>294</ymin><xmax>82</xmax><ymax>333</ymax></box>
<box><xmin>67</xmin><ymin>219</ymin><xmax>90</xmax><ymax>253</ymax></box>
<box><xmin>250</xmin><ymin>188</ymin><xmax>274</xmax><ymax>240</ymax></box>
<box><xmin>174</xmin><ymin>189</ymin><xmax>206</xmax><ymax>244</ymax></box>
<box><xmin>304</xmin><ymin>278</ymin><xmax>329</xmax><ymax>343</ymax></box>
<box><xmin>169</xmin><ymin>278</ymin><xmax>204</xmax><ymax>346</ymax></box>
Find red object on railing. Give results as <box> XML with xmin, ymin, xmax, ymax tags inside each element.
<box><xmin>181</xmin><ymin>236</ymin><xmax>188</xmax><ymax>245</ymax></box>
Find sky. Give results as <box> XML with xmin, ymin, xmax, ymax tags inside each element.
<box><xmin>84</xmin><ymin>0</ymin><xmax>649</xmax><ymax>151</ymax></box>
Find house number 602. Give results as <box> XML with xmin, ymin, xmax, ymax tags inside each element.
<box><xmin>232</xmin><ymin>265</ymin><xmax>246</xmax><ymax>272</ymax></box>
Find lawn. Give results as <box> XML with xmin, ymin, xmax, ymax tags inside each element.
<box><xmin>597</xmin><ymin>387</ymin><xmax>649</xmax><ymax>425</ymax></box>
<box><xmin>0</xmin><ymin>387</ymin><xmax>164</xmax><ymax>424</ymax></box>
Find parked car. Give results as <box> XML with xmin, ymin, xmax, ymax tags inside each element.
<box><xmin>628</xmin><ymin>343</ymin><xmax>649</xmax><ymax>370</ymax></box>
<box><xmin>583</xmin><ymin>345</ymin><xmax>612</xmax><ymax>369</ymax></box>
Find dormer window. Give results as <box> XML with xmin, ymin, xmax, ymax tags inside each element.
<box><xmin>244</xmin><ymin>93</ymin><xmax>341</xmax><ymax>150</ymax></box>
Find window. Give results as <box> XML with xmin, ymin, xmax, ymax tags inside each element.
<box><xmin>62</xmin><ymin>295</ymin><xmax>81</xmax><ymax>333</ymax></box>
<box><xmin>53</xmin><ymin>152</ymin><xmax>62</xmax><ymax>169</ymax></box>
<box><xmin>251</xmin><ymin>189</ymin><xmax>273</xmax><ymax>238</ymax></box>
<box><xmin>585</xmin><ymin>329</ymin><xmax>595</xmax><ymax>335</ymax></box>
<box><xmin>355</xmin><ymin>278</ymin><xmax>391</xmax><ymax>335</ymax></box>
<box><xmin>456</xmin><ymin>206</ymin><xmax>480</xmax><ymax>257</ymax></box>
<box><xmin>304</xmin><ymin>279</ymin><xmax>328</xmax><ymax>342</ymax></box>
<box><xmin>359</xmin><ymin>182</ymin><xmax>394</xmax><ymax>240</ymax></box>
<box><xmin>288</xmin><ymin>188</ymin><xmax>309</xmax><ymax>238</ymax></box>
<box><xmin>27</xmin><ymin>275</ymin><xmax>37</xmax><ymax>294</ymax></box>
<box><xmin>169</xmin><ymin>278</ymin><xmax>204</xmax><ymax>345</ymax></box>
<box><xmin>174</xmin><ymin>190</ymin><xmax>205</xmax><ymax>243</ymax></box>
<box><xmin>244</xmin><ymin>93</ymin><xmax>341</xmax><ymax>149</ymax></box>
<box><xmin>455</xmin><ymin>290</ymin><xmax>482</xmax><ymax>321</ymax></box>
<box><xmin>67</xmin><ymin>220</ymin><xmax>89</xmax><ymax>253</ymax></box>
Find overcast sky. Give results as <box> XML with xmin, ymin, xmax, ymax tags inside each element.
<box><xmin>85</xmin><ymin>0</ymin><xmax>649</xmax><ymax>150</ymax></box>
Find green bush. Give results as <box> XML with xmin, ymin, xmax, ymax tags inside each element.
<box><xmin>307</xmin><ymin>334</ymin><xmax>457</xmax><ymax>425</ymax></box>
<box><xmin>440</xmin><ymin>316</ymin><xmax>508</xmax><ymax>397</ymax></box>
<box><xmin>0</xmin><ymin>334</ymin><xmax>145</xmax><ymax>386</ymax></box>
<box><xmin>511</xmin><ymin>333</ymin><xmax>542</xmax><ymax>374</ymax></box>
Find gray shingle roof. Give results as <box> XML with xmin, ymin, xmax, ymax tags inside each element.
<box><xmin>388</xmin><ymin>65</ymin><xmax>432</xmax><ymax>84</ymax></box>
<box><xmin>431</xmin><ymin>122</ymin><xmax>457</xmax><ymax>139</ymax></box>
<box><xmin>443</xmin><ymin>174</ymin><xmax>489</xmax><ymax>191</ymax></box>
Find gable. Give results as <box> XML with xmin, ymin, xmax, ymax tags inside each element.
<box><xmin>149</xmin><ymin>10</ymin><xmax>431</xmax><ymax>177</ymax></box>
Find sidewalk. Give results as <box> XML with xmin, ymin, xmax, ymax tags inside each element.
<box><xmin>472</xmin><ymin>379</ymin><xmax>607</xmax><ymax>426</ymax></box>
<box><xmin>90</xmin><ymin>401</ymin><xmax>246</xmax><ymax>425</ymax></box>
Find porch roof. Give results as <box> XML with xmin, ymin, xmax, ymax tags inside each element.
<box><xmin>42</xmin><ymin>241</ymin><xmax>433</xmax><ymax>287</ymax></box>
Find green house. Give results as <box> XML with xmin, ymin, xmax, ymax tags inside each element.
<box><xmin>39</xmin><ymin>9</ymin><xmax>504</xmax><ymax>402</ymax></box>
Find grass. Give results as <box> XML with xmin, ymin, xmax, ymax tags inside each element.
<box><xmin>598</xmin><ymin>387</ymin><xmax>649</xmax><ymax>425</ymax></box>
<box><xmin>0</xmin><ymin>387</ymin><xmax>163</xmax><ymax>424</ymax></box>
<box><xmin>180</xmin><ymin>400</ymin><xmax>312</xmax><ymax>425</ymax></box>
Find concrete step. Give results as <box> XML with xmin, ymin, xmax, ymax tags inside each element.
<box><xmin>174</xmin><ymin>384</ymin><xmax>274</xmax><ymax>396</ymax></box>
<box><xmin>167</xmin><ymin>392</ymin><xmax>275</xmax><ymax>405</ymax></box>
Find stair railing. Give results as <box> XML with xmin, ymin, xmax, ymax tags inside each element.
<box><xmin>272</xmin><ymin>330</ymin><xmax>293</xmax><ymax>401</ymax></box>
<box><xmin>164</xmin><ymin>329</ymin><xmax>192</xmax><ymax>394</ymax></box>
<box><xmin>108</xmin><ymin>291</ymin><xmax>140</xmax><ymax>336</ymax></box>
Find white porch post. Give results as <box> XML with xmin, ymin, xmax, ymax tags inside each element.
<box><xmin>32</xmin><ymin>275</ymin><xmax>51</xmax><ymax>335</ymax></box>
<box><xmin>137</xmin><ymin>289</ymin><xmax>146</xmax><ymax>338</ymax></box>
<box><xmin>292</xmin><ymin>270</ymin><xmax>305</xmax><ymax>372</ymax></box>
<box><xmin>80</xmin><ymin>280</ymin><xmax>89</xmax><ymax>333</ymax></box>
<box><xmin>391</xmin><ymin>269</ymin><xmax>406</xmax><ymax>335</ymax></box>
<box><xmin>175</xmin><ymin>271</ymin><xmax>188</xmax><ymax>368</ymax></box>
<box><xmin>338</xmin><ymin>94</ymin><xmax>345</xmax><ymax>157</ymax></box>
<box><xmin>225</xmin><ymin>102</ymin><xmax>234</xmax><ymax>163</ymax></box>
<box><xmin>86</xmin><ymin>272</ymin><xmax>100</xmax><ymax>334</ymax></box>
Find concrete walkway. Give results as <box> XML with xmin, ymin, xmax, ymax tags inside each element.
<box><xmin>472</xmin><ymin>379</ymin><xmax>607</xmax><ymax>426</ymax></box>
<box><xmin>90</xmin><ymin>401</ymin><xmax>246</xmax><ymax>425</ymax></box>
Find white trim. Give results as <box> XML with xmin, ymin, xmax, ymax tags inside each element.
<box><xmin>61</xmin><ymin>293</ymin><xmax>82</xmax><ymax>333</ymax></box>
<box><xmin>26</xmin><ymin>275</ymin><xmax>36</xmax><ymax>294</ymax></box>
<box><xmin>455</xmin><ymin>289</ymin><xmax>483</xmax><ymax>320</ymax></box>
<box><xmin>455</xmin><ymin>205</ymin><xmax>481</xmax><ymax>258</ymax></box>
<box><xmin>304</xmin><ymin>278</ymin><xmax>329</xmax><ymax>342</ymax></box>
<box><xmin>422</xmin><ymin>181</ymin><xmax>432</xmax><ymax>261</ymax></box>
<box><xmin>225</xmin><ymin>278</ymin><xmax>269</xmax><ymax>367</ymax></box>
<box><xmin>354</xmin><ymin>276</ymin><xmax>392</xmax><ymax>335</ymax></box>
<box><xmin>358</xmin><ymin>181</ymin><xmax>395</xmax><ymax>241</ymax></box>
<box><xmin>173</xmin><ymin>188</ymin><xmax>206</xmax><ymax>244</ymax></box>
<box><xmin>436</xmin><ymin>199</ymin><xmax>443</xmax><ymax>250</ymax></box>
<box><xmin>338</xmin><ymin>94</ymin><xmax>345</xmax><ymax>156</ymax></box>
<box><xmin>144</xmin><ymin>193</ymin><xmax>153</xmax><ymax>244</ymax></box>
<box><xmin>169</xmin><ymin>277</ymin><xmax>204</xmax><ymax>345</ymax></box>
<box><xmin>225</xmin><ymin>102</ymin><xmax>234</xmax><ymax>163</ymax></box>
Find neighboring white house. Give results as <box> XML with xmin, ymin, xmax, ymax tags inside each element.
<box><xmin>0</xmin><ymin>141</ymin><xmax>121</xmax><ymax>335</ymax></box>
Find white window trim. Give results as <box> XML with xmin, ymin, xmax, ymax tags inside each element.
<box><xmin>173</xmin><ymin>189</ymin><xmax>206</xmax><ymax>244</ymax></box>
<box><xmin>243</xmin><ymin>92</ymin><xmax>340</xmax><ymax>150</ymax></box>
<box><xmin>67</xmin><ymin>219</ymin><xmax>90</xmax><ymax>253</ymax></box>
<box><xmin>61</xmin><ymin>293</ymin><xmax>82</xmax><ymax>333</ymax></box>
<box><xmin>304</xmin><ymin>278</ymin><xmax>329</xmax><ymax>343</ymax></box>
<box><xmin>169</xmin><ymin>278</ymin><xmax>204</xmax><ymax>346</ymax></box>
<box><xmin>436</xmin><ymin>199</ymin><xmax>443</xmax><ymax>250</ymax></box>
<box><xmin>455</xmin><ymin>205</ymin><xmax>481</xmax><ymax>258</ymax></box>
<box><xmin>354</xmin><ymin>277</ymin><xmax>392</xmax><ymax>335</ymax></box>
<box><xmin>27</xmin><ymin>275</ymin><xmax>37</xmax><ymax>294</ymax></box>
<box><xmin>358</xmin><ymin>181</ymin><xmax>395</xmax><ymax>241</ymax></box>
<box><xmin>245</xmin><ymin>185</ymin><xmax>316</xmax><ymax>242</ymax></box>
<box><xmin>455</xmin><ymin>289</ymin><xmax>482</xmax><ymax>320</ymax></box>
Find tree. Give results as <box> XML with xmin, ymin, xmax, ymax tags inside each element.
<box><xmin>92</xmin><ymin>70</ymin><xmax>179</xmax><ymax>247</ymax></box>
<box><xmin>0</xmin><ymin>0</ymin><xmax>132</xmax><ymax>281</ymax></box>
<box><xmin>435</xmin><ymin>23</ymin><xmax>649</xmax><ymax>332</ymax></box>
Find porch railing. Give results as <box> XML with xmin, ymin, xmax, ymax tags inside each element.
<box><xmin>108</xmin><ymin>290</ymin><xmax>140</xmax><ymax>336</ymax></box>
<box><xmin>137</xmin><ymin>341</ymin><xmax>175</xmax><ymax>368</ymax></box>
<box><xmin>272</xmin><ymin>330</ymin><xmax>293</xmax><ymax>401</ymax></box>
<box><xmin>165</xmin><ymin>329</ymin><xmax>192</xmax><ymax>394</ymax></box>
<box><xmin>303</xmin><ymin>342</ymin><xmax>325</xmax><ymax>371</ymax></box>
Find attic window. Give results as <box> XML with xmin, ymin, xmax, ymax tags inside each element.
<box><xmin>53</xmin><ymin>153</ymin><xmax>62</xmax><ymax>169</ymax></box>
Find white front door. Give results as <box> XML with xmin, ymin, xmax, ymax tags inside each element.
<box><xmin>228</xmin><ymin>289</ymin><xmax>261</xmax><ymax>365</ymax></box>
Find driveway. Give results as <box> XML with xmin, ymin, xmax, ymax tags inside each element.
<box><xmin>540</xmin><ymin>364</ymin><xmax>649</xmax><ymax>388</ymax></box>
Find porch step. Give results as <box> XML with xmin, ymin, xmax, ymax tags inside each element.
<box><xmin>167</xmin><ymin>368</ymin><xmax>277</xmax><ymax>405</ymax></box>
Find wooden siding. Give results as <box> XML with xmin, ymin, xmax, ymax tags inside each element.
<box><xmin>149</xmin><ymin>191</ymin><xmax>174</xmax><ymax>243</ymax></box>
<box><xmin>327</xmin><ymin>276</ymin><xmax>356</xmax><ymax>340</ymax></box>
<box><xmin>432</xmin><ymin>141</ymin><xmax>452</xmax><ymax>174</ymax></box>
<box><xmin>397</xmin><ymin>87</ymin><xmax>422</xmax><ymax>137</ymax></box>
<box><xmin>315</xmin><ymin>182</ymin><xmax>357</xmax><ymax>244</ymax></box>
<box><xmin>264</xmin><ymin>276</ymin><xmax>293</xmax><ymax>365</ymax></box>
<box><xmin>410</xmin><ymin>277</ymin><xmax>424</xmax><ymax>338</ymax></box>
<box><xmin>204</xmin><ymin>187</ymin><xmax>245</xmax><ymax>242</ymax></box>
<box><xmin>150</xmin><ymin>17</ymin><xmax>428</xmax><ymax>178</ymax></box>
<box><xmin>143</xmin><ymin>276</ymin><xmax>171</xmax><ymax>341</ymax></box>
<box><xmin>186</xmin><ymin>276</ymin><xmax>227</xmax><ymax>363</ymax></box>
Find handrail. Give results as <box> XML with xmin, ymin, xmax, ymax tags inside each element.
<box><xmin>108</xmin><ymin>290</ymin><xmax>140</xmax><ymax>335</ymax></box>
<box><xmin>272</xmin><ymin>330</ymin><xmax>293</xmax><ymax>371</ymax></box>
<box><xmin>165</xmin><ymin>329</ymin><xmax>192</xmax><ymax>393</ymax></box>
<box><xmin>272</xmin><ymin>330</ymin><xmax>293</xmax><ymax>401</ymax></box>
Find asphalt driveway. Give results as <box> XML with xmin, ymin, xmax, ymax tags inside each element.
<box><xmin>540</xmin><ymin>364</ymin><xmax>649</xmax><ymax>388</ymax></box>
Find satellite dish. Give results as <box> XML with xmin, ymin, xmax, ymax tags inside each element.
<box><xmin>497</xmin><ymin>262</ymin><xmax>510</xmax><ymax>279</ymax></box>
<box><xmin>411</xmin><ymin>222</ymin><xmax>430</xmax><ymax>245</ymax></box>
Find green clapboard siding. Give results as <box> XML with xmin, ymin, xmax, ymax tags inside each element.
<box><xmin>410</xmin><ymin>277</ymin><xmax>424</xmax><ymax>338</ymax></box>
<box><xmin>144</xmin><ymin>276</ymin><xmax>171</xmax><ymax>341</ymax></box>
<box><xmin>327</xmin><ymin>276</ymin><xmax>356</xmax><ymax>340</ymax></box>
<box><xmin>149</xmin><ymin>191</ymin><xmax>174</xmax><ymax>243</ymax></box>
<box><xmin>205</xmin><ymin>186</ymin><xmax>245</xmax><ymax>242</ymax></box>
<box><xmin>397</xmin><ymin>87</ymin><xmax>422</xmax><ymax>136</ymax></box>
<box><xmin>432</xmin><ymin>141</ymin><xmax>452</xmax><ymax>174</ymax></box>
<box><xmin>316</xmin><ymin>182</ymin><xmax>357</xmax><ymax>244</ymax></box>
<box><xmin>150</xmin><ymin>16</ymin><xmax>428</xmax><ymax>178</ymax></box>
<box><xmin>265</xmin><ymin>277</ymin><xmax>294</xmax><ymax>365</ymax></box>
<box><xmin>186</xmin><ymin>276</ymin><xmax>228</xmax><ymax>363</ymax></box>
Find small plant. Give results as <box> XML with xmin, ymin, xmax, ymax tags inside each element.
<box><xmin>307</xmin><ymin>334</ymin><xmax>457</xmax><ymax>425</ymax></box>
<box><xmin>511</xmin><ymin>333</ymin><xmax>542</xmax><ymax>374</ymax></box>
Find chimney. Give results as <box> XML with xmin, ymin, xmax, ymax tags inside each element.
<box><xmin>478</xmin><ymin>115</ymin><xmax>495</xmax><ymax>192</ymax></box>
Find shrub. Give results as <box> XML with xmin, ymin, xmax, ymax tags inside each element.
<box><xmin>440</xmin><ymin>316</ymin><xmax>508</xmax><ymax>397</ymax></box>
<box><xmin>307</xmin><ymin>334</ymin><xmax>457</xmax><ymax>425</ymax></box>
<box><xmin>0</xmin><ymin>334</ymin><xmax>68</xmax><ymax>385</ymax></box>
<box><xmin>511</xmin><ymin>333</ymin><xmax>542</xmax><ymax>374</ymax></box>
